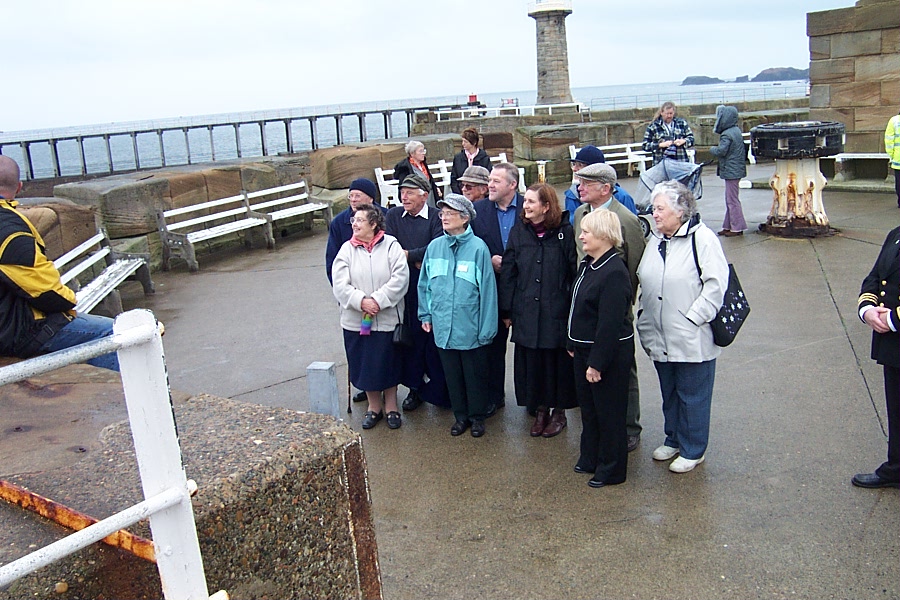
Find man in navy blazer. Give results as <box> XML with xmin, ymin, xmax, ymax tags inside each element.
<box><xmin>471</xmin><ymin>162</ymin><xmax>522</xmax><ymax>412</ymax></box>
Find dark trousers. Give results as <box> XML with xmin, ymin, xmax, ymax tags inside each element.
<box><xmin>573</xmin><ymin>340</ymin><xmax>633</xmax><ymax>484</ymax></box>
<box><xmin>485</xmin><ymin>319</ymin><xmax>509</xmax><ymax>407</ymax></box>
<box><xmin>438</xmin><ymin>345</ymin><xmax>491</xmax><ymax>423</ymax></box>
<box><xmin>400</xmin><ymin>312</ymin><xmax>450</xmax><ymax>408</ymax></box>
<box><xmin>876</xmin><ymin>365</ymin><xmax>899</xmax><ymax>482</ymax></box>
<box><xmin>894</xmin><ymin>168</ymin><xmax>900</xmax><ymax>208</ymax></box>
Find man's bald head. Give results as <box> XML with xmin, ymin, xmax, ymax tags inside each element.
<box><xmin>0</xmin><ymin>156</ymin><xmax>22</xmax><ymax>199</ymax></box>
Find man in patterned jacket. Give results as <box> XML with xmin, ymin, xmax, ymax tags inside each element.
<box><xmin>0</xmin><ymin>156</ymin><xmax>118</xmax><ymax>370</ymax></box>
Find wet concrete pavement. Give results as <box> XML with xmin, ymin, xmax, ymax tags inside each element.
<box><xmin>6</xmin><ymin>163</ymin><xmax>900</xmax><ymax>599</ymax></box>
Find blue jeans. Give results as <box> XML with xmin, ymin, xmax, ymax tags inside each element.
<box><xmin>39</xmin><ymin>314</ymin><xmax>119</xmax><ymax>371</ymax></box>
<box><xmin>654</xmin><ymin>360</ymin><xmax>716</xmax><ymax>460</ymax></box>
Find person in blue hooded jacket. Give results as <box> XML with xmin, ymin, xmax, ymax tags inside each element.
<box><xmin>708</xmin><ymin>105</ymin><xmax>747</xmax><ymax>237</ymax></box>
<box><xmin>418</xmin><ymin>193</ymin><xmax>498</xmax><ymax>438</ymax></box>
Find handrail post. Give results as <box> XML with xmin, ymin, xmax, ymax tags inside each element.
<box><xmin>114</xmin><ymin>310</ymin><xmax>209</xmax><ymax>600</ymax></box>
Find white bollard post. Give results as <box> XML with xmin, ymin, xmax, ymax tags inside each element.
<box><xmin>307</xmin><ymin>361</ymin><xmax>341</xmax><ymax>419</ymax></box>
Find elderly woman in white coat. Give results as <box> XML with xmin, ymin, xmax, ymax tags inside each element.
<box><xmin>332</xmin><ymin>203</ymin><xmax>410</xmax><ymax>430</ymax></box>
<box><xmin>636</xmin><ymin>181</ymin><xmax>728</xmax><ymax>473</ymax></box>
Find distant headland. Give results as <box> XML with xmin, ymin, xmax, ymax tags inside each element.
<box><xmin>681</xmin><ymin>67</ymin><xmax>809</xmax><ymax>85</ymax></box>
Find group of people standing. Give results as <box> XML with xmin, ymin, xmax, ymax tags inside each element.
<box><xmin>325</xmin><ymin>123</ymin><xmax>737</xmax><ymax>488</ymax></box>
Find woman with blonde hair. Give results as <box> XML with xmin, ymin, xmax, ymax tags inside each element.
<box><xmin>567</xmin><ymin>208</ymin><xmax>635</xmax><ymax>487</ymax></box>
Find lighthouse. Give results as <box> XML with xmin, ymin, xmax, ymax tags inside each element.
<box><xmin>528</xmin><ymin>0</ymin><xmax>574</xmax><ymax>105</ymax></box>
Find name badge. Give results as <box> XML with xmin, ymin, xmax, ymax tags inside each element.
<box><xmin>457</xmin><ymin>263</ymin><xmax>469</xmax><ymax>273</ymax></box>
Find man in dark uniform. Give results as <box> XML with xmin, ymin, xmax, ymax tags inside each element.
<box><xmin>852</xmin><ymin>225</ymin><xmax>900</xmax><ymax>488</ymax></box>
<box><xmin>385</xmin><ymin>174</ymin><xmax>448</xmax><ymax>410</ymax></box>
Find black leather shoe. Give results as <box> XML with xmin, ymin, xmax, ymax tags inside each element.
<box><xmin>484</xmin><ymin>404</ymin><xmax>498</xmax><ymax>419</ymax></box>
<box><xmin>851</xmin><ymin>472</ymin><xmax>900</xmax><ymax>489</ymax></box>
<box><xmin>627</xmin><ymin>435</ymin><xmax>640</xmax><ymax>453</ymax></box>
<box><xmin>470</xmin><ymin>419</ymin><xmax>486</xmax><ymax>438</ymax></box>
<box><xmin>386</xmin><ymin>411</ymin><xmax>402</xmax><ymax>429</ymax></box>
<box><xmin>401</xmin><ymin>390</ymin><xmax>423</xmax><ymax>411</ymax></box>
<box><xmin>574</xmin><ymin>464</ymin><xmax>593</xmax><ymax>474</ymax></box>
<box><xmin>450</xmin><ymin>420</ymin><xmax>470</xmax><ymax>436</ymax></box>
<box><xmin>361</xmin><ymin>411</ymin><xmax>383</xmax><ymax>430</ymax></box>
<box><xmin>587</xmin><ymin>478</ymin><xmax>606</xmax><ymax>488</ymax></box>
<box><xmin>353</xmin><ymin>390</ymin><xmax>367</xmax><ymax>403</ymax></box>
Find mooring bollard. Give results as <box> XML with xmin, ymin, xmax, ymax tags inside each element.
<box><xmin>750</xmin><ymin>121</ymin><xmax>845</xmax><ymax>237</ymax></box>
<box><xmin>306</xmin><ymin>361</ymin><xmax>341</xmax><ymax>418</ymax></box>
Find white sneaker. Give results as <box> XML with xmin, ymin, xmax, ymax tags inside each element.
<box><xmin>652</xmin><ymin>445</ymin><xmax>679</xmax><ymax>461</ymax></box>
<box><xmin>669</xmin><ymin>455</ymin><xmax>705</xmax><ymax>473</ymax></box>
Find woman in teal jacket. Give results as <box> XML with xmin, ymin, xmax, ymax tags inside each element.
<box><xmin>418</xmin><ymin>194</ymin><xmax>498</xmax><ymax>438</ymax></box>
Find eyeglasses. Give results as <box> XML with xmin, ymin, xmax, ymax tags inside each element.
<box><xmin>437</xmin><ymin>209</ymin><xmax>462</xmax><ymax>218</ymax></box>
<box><xmin>351</xmin><ymin>217</ymin><xmax>371</xmax><ymax>224</ymax></box>
<box><xmin>460</xmin><ymin>183</ymin><xmax>482</xmax><ymax>191</ymax></box>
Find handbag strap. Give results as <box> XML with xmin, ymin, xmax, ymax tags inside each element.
<box><xmin>691</xmin><ymin>233</ymin><xmax>702</xmax><ymax>280</ymax></box>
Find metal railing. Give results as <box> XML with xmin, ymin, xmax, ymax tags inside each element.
<box><xmin>0</xmin><ymin>100</ymin><xmax>485</xmax><ymax>182</ymax></box>
<box><xmin>589</xmin><ymin>82</ymin><xmax>809</xmax><ymax>112</ymax></box>
<box><xmin>434</xmin><ymin>102</ymin><xmax>585</xmax><ymax>121</ymax></box>
<box><xmin>0</xmin><ymin>309</ymin><xmax>215</xmax><ymax>600</ymax></box>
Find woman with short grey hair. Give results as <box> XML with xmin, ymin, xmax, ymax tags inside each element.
<box><xmin>394</xmin><ymin>140</ymin><xmax>441</xmax><ymax>206</ymax></box>
<box><xmin>635</xmin><ymin>180</ymin><xmax>728</xmax><ymax>474</ymax></box>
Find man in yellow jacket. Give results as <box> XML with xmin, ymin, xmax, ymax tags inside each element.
<box><xmin>886</xmin><ymin>111</ymin><xmax>900</xmax><ymax>209</ymax></box>
<box><xmin>0</xmin><ymin>156</ymin><xmax>118</xmax><ymax>370</ymax></box>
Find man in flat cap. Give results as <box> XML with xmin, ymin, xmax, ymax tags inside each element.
<box><xmin>385</xmin><ymin>173</ymin><xmax>449</xmax><ymax>411</ymax></box>
<box><xmin>457</xmin><ymin>166</ymin><xmax>490</xmax><ymax>204</ymax></box>
<box><xmin>573</xmin><ymin>162</ymin><xmax>646</xmax><ymax>452</ymax></box>
<box><xmin>565</xmin><ymin>145</ymin><xmax>638</xmax><ymax>225</ymax></box>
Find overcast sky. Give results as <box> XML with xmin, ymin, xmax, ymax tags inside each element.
<box><xmin>5</xmin><ymin>0</ymin><xmax>854</xmax><ymax>132</ymax></box>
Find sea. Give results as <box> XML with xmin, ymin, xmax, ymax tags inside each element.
<box><xmin>1</xmin><ymin>80</ymin><xmax>807</xmax><ymax>181</ymax></box>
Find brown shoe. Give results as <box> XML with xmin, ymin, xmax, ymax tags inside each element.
<box><xmin>721</xmin><ymin>230</ymin><xmax>743</xmax><ymax>237</ymax></box>
<box><xmin>530</xmin><ymin>409</ymin><xmax>548</xmax><ymax>437</ymax></box>
<box><xmin>717</xmin><ymin>229</ymin><xmax>728</xmax><ymax>236</ymax></box>
<box><xmin>542</xmin><ymin>410</ymin><xmax>567</xmax><ymax>438</ymax></box>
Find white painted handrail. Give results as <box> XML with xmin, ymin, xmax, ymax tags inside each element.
<box><xmin>0</xmin><ymin>309</ymin><xmax>214</xmax><ymax>600</ymax></box>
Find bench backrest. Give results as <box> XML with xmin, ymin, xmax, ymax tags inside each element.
<box><xmin>374</xmin><ymin>152</ymin><xmax>522</xmax><ymax>207</ymax></box>
<box><xmin>54</xmin><ymin>232</ymin><xmax>110</xmax><ymax>286</ymax></box>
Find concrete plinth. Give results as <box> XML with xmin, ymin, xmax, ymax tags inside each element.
<box><xmin>0</xmin><ymin>386</ymin><xmax>381</xmax><ymax>600</ymax></box>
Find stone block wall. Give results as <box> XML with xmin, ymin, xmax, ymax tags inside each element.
<box><xmin>808</xmin><ymin>0</ymin><xmax>900</xmax><ymax>152</ymax></box>
<box><xmin>530</xmin><ymin>9</ymin><xmax>574</xmax><ymax>105</ymax></box>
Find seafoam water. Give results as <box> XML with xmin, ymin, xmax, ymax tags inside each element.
<box><xmin>0</xmin><ymin>80</ymin><xmax>806</xmax><ymax>180</ymax></box>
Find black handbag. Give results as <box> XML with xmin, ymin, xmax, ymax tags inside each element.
<box><xmin>392</xmin><ymin>306</ymin><xmax>414</xmax><ymax>347</ymax></box>
<box><xmin>691</xmin><ymin>235</ymin><xmax>750</xmax><ymax>347</ymax></box>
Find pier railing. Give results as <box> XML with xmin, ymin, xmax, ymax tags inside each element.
<box><xmin>0</xmin><ymin>310</ymin><xmax>217</xmax><ymax>600</ymax></box>
<box><xmin>434</xmin><ymin>102</ymin><xmax>586</xmax><ymax>121</ymax></box>
<box><xmin>0</xmin><ymin>101</ymin><xmax>479</xmax><ymax>182</ymax></box>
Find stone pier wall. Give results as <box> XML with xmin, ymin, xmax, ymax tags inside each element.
<box><xmin>808</xmin><ymin>0</ymin><xmax>900</xmax><ymax>152</ymax></box>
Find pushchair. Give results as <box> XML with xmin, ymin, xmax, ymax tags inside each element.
<box><xmin>634</xmin><ymin>159</ymin><xmax>710</xmax><ymax>237</ymax></box>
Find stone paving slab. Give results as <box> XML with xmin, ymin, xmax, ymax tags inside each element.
<box><xmin>2</xmin><ymin>164</ymin><xmax>898</xmax><ymax>599</ymax></box>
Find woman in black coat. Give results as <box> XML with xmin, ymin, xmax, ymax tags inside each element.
<box><xmin>394</xmin><ymin>140</ymin><xmax>441</xmax><ymax>206</ymax></box>
<box><xmin>450</xmin><ymin>127</ymin><xmax>492</xmax><ymax>194</ymax></box>
<box><xmin>567</xmin><ymin>208</ymin><xmax>634</xmax><ymax>488</ymax></box>
<box><xmin>499</xmin><ymin>183</ymin><xmax>578</xmax><ymax>438</ymax></box>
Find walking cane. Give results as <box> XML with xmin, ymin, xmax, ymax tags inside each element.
<box><xmin>347</xmin><ymin>370</ymin><xmax>352</xmax><ymax>414</ymax></box>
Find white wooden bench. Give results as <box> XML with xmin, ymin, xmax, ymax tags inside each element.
<box><xmin>157</xmin><ymin>180</ymin><xmax>332</xmax><ymax>271</ymax></box>
<box><xmin>374</xmin><ymin>153</ymin><xmax>525</xmax><ymax>207</ymax></box>
<box><xmin>569</xmin><ymin>144</ymin><xmax>654</xmax><ymax>177</ymax></box>
<box><xmin>831</xmin><ymin>152</ymin><xmax>891</xmax><ymax>182</ymax></box>
<box><xmin>53</xmin><ymin>231</ymin><xmax>155</xmax><ymax>315</ymax></box>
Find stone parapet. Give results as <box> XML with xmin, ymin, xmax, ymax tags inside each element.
<box><xmin>808</xmin><ymin>0</ymin><xmax>899</xmax><ymax>153</ymax></box>
<box><xmin>0</xmin><ymin>391</ymin><xmax>380</xmax><ymax>600</ymax></box>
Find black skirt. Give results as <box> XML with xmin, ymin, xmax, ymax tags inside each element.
<box><xmin>343</xmin><ymin>329</ymin><xmax>402</xmax><ymax>392</ymax></box>
<box><xmin>513</xmin><ymin>345</ymin><xmax>578</xmax><ymax>413</ymax></box>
